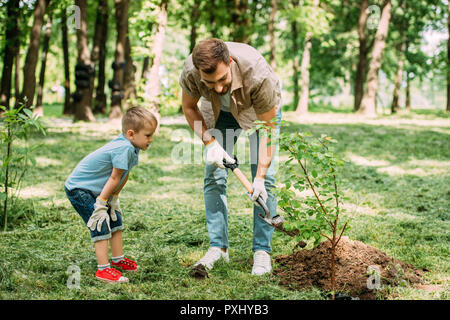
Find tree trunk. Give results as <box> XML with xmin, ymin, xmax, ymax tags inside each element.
<box><xmin>232</xmin><ymin>0</ymin><xmax>250</xmax><ymax>44</ymax></box>
<box><xmin>141</xmin><ymin>57</ymin><xmax>150</xmax><ymax>81</ymax></box>
<box><xmin>269</xmin><ymin>0</ymin><xmax>277</xmax><ymax>70</ymax></box>
<box><xmin>93</xmin><ymin>0</ymin><xmax>109</xmax><ymax>115</ymax></box>
<box><xmin>14</xmin><ymin>51</ymin><xmax>20</xmax><ymax>102</ymax></box>
<box><xmin>447</xmin><ymin>1</ymin><xmax>449</xmax><ymax>111</ymax></box>
<box><xmin>291</xmin><ymin>0</ymin><xmax>299</xmax><ymax>110</ymax></box>
<box><xmin>354</xmin><ymin>0</ymin><xmax>369</xmax><ymax>112</ymax></box>
<box><xmin>18</xmin><ymin>0</ymin><xmax>49</xmax><ymax>109</ymax></box>
<box><xmin>123</xmin><ymin>35</ymin><xmax>137</xmax><ymax>110</ymax></box>
<box><xmin>190</xmin><ymin>0</ymin><xmax>200</xmax><ymax>53</ymax></box>
<box><xmin>74</xmin><ymin>0</ymin><xmax>95</xmax><ymax>122</ymax></box>
<box><xmin>405</xmin><ymin>73</ymin><xmax>411</xmax><ymax>112</ymax></box>
<box><xmin>0</xmin><ymin>0</ymin><xmax>20</xmax><ymax>109</ymax></box>
<box><xmin>145</xmin><ymin>0</ymin><xmax>169</xmax><ymax>114</ymax></box>
<box><xmin>61</xmin><ymin>8</ymin><xmax>72</xmax><ymax>115</ymax></box>
<box><xmin>209</xmin><ymin>0</ymin><xmax>217</xmax><ymax>38</ymax></box>
<box><xmin>391</xmin><ymin>43</ymin><xmax>405</xmax><ymax>114</ymax></box>
<box><xmin>359</xmin><ymin>0</ymin><xmax>392</xmax><ymax>116</ymax></box>
<box><xmin>291</xmin><ymin>24</ymin><xmax>299</xmax><ymax>110</ymax></box>
<box><xmin>109</xmin><ymin>0</ymin><xmax>129</xmax><ymax>121</ymax></box>
<box><xmin>296</xmin><ymin>35</ymin><xmax>312</xmax><ymax>114</ymax></box>
<box><xmin>91</xmin><ymin>0</ymin><xmax>108</xmax><ymax>114</ymax></box>
<box><xmin>35</xmin><ymin>13</ymin><xmax>53</xmax><ymax>116</ymax></box>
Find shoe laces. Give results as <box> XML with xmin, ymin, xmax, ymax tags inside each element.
<box><xmin>120</xmin><ymin>258</ymin><xmax>134</xmax><ymax>267</ymax></box>
<box><xmin>104</xmin><ymin>267</ymin><xmax>121</xmax><ymax>276</ymax></box>
<box><xmin>199</xmin><ymin>247</ymin><xmax>222</xmax><ymax>263</ymax></box>
<box><xmin>254</xmin><ymin>251</ymin><xmax>270</xmax><ymax>268</ymax></box>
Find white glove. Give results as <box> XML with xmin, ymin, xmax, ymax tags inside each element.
<box><xmin>249</xmin><ymin>177</ymin><xmax>268</xmax><ymax>205</ymax></box>
<box><xmin>205</xmin><ymin>140</ymin><xmax>235</xmax><ymax>169</ymax></box>
<box><xmin>108</xmin><ymin>195</ymin><xmax>121</xmax><ymax>222</ymax></box>
<box><xmin>87</xmin><ymin>198</ymin><xmax>111</xmax><ymax>232</ymax></box>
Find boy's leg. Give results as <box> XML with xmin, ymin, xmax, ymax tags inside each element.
<box><xmin>94</xmin><ymin>239</ymin><xmax>109</xmax><ymax>266</ymax></box>
<box><xmin>110</xmin><ymin>230</ymin><xmax>123</xmax><ymax>258</ymax></box>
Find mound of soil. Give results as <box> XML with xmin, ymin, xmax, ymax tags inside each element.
<box><xmin>274</xmin><ymin>237</ymin><xmax>424</xmax><ymax>300</ymax></box>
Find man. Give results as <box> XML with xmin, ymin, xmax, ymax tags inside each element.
<box><xmin>179</xmin><ymin>38</ymin><xmax>281</xmax><ymax>275</ymax></box>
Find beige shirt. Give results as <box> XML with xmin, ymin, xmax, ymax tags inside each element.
<box><xmin>179</xmin><ymin>42</ymin><xmax>282</xmax><ymax>130</ymax></box>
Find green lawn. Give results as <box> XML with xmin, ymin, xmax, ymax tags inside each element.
<box><xmin>0</xmin><ymin>106</ymin><xmax>448</xmax><ymax>300</ymax></box>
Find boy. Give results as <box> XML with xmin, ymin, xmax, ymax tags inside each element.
<box><xmin>65</xmin><ymin>107</ymin><xmax>157</xmax><ymax>283</ymax></box>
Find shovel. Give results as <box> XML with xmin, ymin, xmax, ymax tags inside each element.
<box><xmin>223</xmin><ymin>156</ymin><xmax>285</xmax><ymax>228</ymax></box>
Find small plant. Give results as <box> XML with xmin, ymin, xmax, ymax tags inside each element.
<box><xmin>250</xmin><ymin>119</ymin><xmax>349</xmax><ymax>300</ymax></box>
<box><xmin>0</xmin><ymin>103</ymin><xmax>46</xmax><ymax>231</ymax></box>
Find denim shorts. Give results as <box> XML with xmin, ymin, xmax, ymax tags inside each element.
<box><xmin>65</xmin><ymin>187</ymin><xmax>123</xmax><ymax>243</ymax></box>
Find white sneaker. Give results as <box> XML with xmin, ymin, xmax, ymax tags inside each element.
<box><xmin>251</xmin><ymin>250</ymin><xmax>272</xmax><ymax>275</ymax></box>
<box><xmin>194</xmin><ymin>247</ymin><xmax>229</xmax><ymax>270</ymax></box>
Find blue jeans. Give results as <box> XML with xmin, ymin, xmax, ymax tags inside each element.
<box><xmin>204</xmin><ymin>110</ymin><xmax>281</xmax><ymax>253</ymax></box>
<box><xmin>65</xmin><ymin>187</ymin><xmax>123</xmax><ymax>243</ymax></box>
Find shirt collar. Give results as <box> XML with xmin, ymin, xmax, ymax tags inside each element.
<box><xmin>230</xmin><ymin>58</ymin><xmax>243</xmax><ymax>93</ymax></box>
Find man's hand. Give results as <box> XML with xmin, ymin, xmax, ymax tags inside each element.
<box><xmin>108</xmin><ymin>195</ymin><xmax>121</xmax><ymax>222</ymax></box>
<box><xmin>205</xmin><ymin>140</ymin><xmax>235</xmax><ymax>169</ymax></box>
<box><xmin>87</xmin><ymin>198</ymin><xmax>111</xmax><ymax>232</ymax></box>
<box><xmin>249</xmin><ymin>177</ymin><xmax>268</xmax><ymax>205</ymax></box>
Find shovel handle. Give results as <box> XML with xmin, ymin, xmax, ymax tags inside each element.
<box><xmin>231</xmin><ymin>168</ymin><xmax>270</xmax><ymax>216</ymax></box>
<box><xmin>232</xmin><ymin>168</ymin><xmax>253</xmax><ymax>194</ymax></box>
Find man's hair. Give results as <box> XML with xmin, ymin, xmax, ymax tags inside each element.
<box><xmin>122</xmin><ymin>106</ymin><xmax>158</xmax><ymax>134</ymax></box>
<box><xmin>192</xmin><ymin>38</ymin><xmax>230</xmax><ymax>74</ymax></box>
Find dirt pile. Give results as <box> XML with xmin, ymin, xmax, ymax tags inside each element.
<box><xmin>274</xmin><ymin>237</ymin><xmax>424</xmax><ymax>299</ymax></box>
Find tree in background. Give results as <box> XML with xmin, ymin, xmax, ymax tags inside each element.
<box><xmin>18</xmin><ymin>0</ymin><xmax>50</xmax><ymax>110</ymax></box>
<box><xmin>73</xmin><ymin>0</ymin><xmax>95</xmax><ymax>122</ymax></box>
<box><xmin>145</xmin><ymin>0</ymin><xmax>169</xmax><ymax>116</ymax></box>
<box><xmin>109</xmin><ymin>0</ymin><xmax>129</xmax><ymax>121</ymax></box>
<box><xmin>0</xmin><ymin>0</ymin><xmax>20</xmax><ymax>110</ymax></box>
<box><xmin>35</xmin><ymin>10</ymin><xmax>54</xmax><ymax>116</ymax></box>
<box><xmin>61</xmin><ymin>6</ymin><xmax>72</xmax><ymax>115</ymax></box>
<box><xmin>354</xmin><ymin>0</ymin><xmax>373</xmax><ymax>112</ymax></box>
<box><xmin>92</xmin><ymin>0</ymin><xmax>109</xmax><ymax>115</ymax></box>
<box><xmin>289</xmin><ymin>0</ymin><xmax>333</xmax><ymax>114</ymax></box>
<box><xmin>359</xmin><ymin>0</ymin><xmax>392</xmax><ymax>116</ymax></box>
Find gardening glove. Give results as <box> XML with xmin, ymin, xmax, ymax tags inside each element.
<box><xmin>248</xmin><ymin>177</ymin><xmax>268</xmax><ymax>206</ymax></box>
<box><xmin>205</xmin><ymin>140</ymin><xmax>235</xmax><ymax>169</ymax></box>
<box><xmin>108</xmin><ymin>195</ymin><xmax>121</xmax><ymax>222</ymax></box>
<box><xmin>87</xmin><ymin>198</ymin><xmax>111</xmax><ymax>232</ymax></box>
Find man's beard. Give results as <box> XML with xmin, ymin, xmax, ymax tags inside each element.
<box><xmin>217</xmin><ymin>84</ymin><xmax>230</xmax><ymax>95</ymax></box>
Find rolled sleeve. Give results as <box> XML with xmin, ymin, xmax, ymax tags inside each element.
<box><xmin>179</xmin><ymin>69</ymin><xmax>201</xmax><ymax>99</ymax></box>
<box><xmin>251</xmin><ymin>74</ymin><xmax>281</xmax><ymax>115</ymax></box>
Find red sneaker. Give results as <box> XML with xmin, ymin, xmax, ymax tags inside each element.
<box><xmin>111</xmin><ymin>258</ymin><xmax>138</xmax><ymax>272</ymax></box>
<box><xmin>96</xmin><ymin>267</ymin><xmax>129</xmax><ymax>283</ymax></box>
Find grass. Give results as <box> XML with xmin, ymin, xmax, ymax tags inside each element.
<box><xmin>0</xmin><ymin>105</ymin><xmax>448</xmax><ymax>300</ymax></box>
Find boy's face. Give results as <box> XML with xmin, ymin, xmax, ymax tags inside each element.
<box><xmin>127</xmin><ymin>121</ymin><xmax>156</xmax><ymax>151</ymax></box>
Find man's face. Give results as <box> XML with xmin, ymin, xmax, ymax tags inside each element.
<box><xmin>200</xmin><ymin>59</ymin><xmax>232</xmax><ymax>95</ymax></box>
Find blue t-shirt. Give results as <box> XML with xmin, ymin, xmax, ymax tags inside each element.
<box><xmin>65</xmin><ymin>134</ymin><xmax>139</xmax><ymax>196</ymax></box>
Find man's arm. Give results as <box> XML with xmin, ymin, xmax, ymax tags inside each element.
<box><xmin>182</xmin><ymin>91</ymin><xmax>214</xmax><ymax>145</ymax></box>
<box><xmin>255</xmin><ymin>106</ymin><xmax>277</xmax><ymax>179</ymax></box>
<box><xmin>98</xmin><ymin>168</ymin><xmax>126</xmax><ymax>201</ymax></box>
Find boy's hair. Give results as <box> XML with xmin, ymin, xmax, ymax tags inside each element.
<box><xmin>122</xmin><ymin>107</ymin><xmax>158</xmax><ymax>134</ymax></box>
<box><xmin>192</xmin><ymin>38</ymin><xmax>230</xmax><ymax>74</ymax></box>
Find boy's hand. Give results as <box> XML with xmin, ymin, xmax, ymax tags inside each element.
<box><xmin>87</xmin><ymin>198</ymin><xmax>111</xmax><ymax>232</ymax></box>
<box><xmin>108</xmin><ymin>195</ymin><xmax>121</xmax><ymax>221</ymax></box>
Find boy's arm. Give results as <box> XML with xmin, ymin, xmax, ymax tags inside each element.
<box><xmin>98</xmin><ymin>168</ymin><xmax>126</xmax><ymax>201</ymax></box>
<box><xmin>112</xmin><ymin>173</ymin><xmax>129</xmax><ymax>196</ymax></box>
